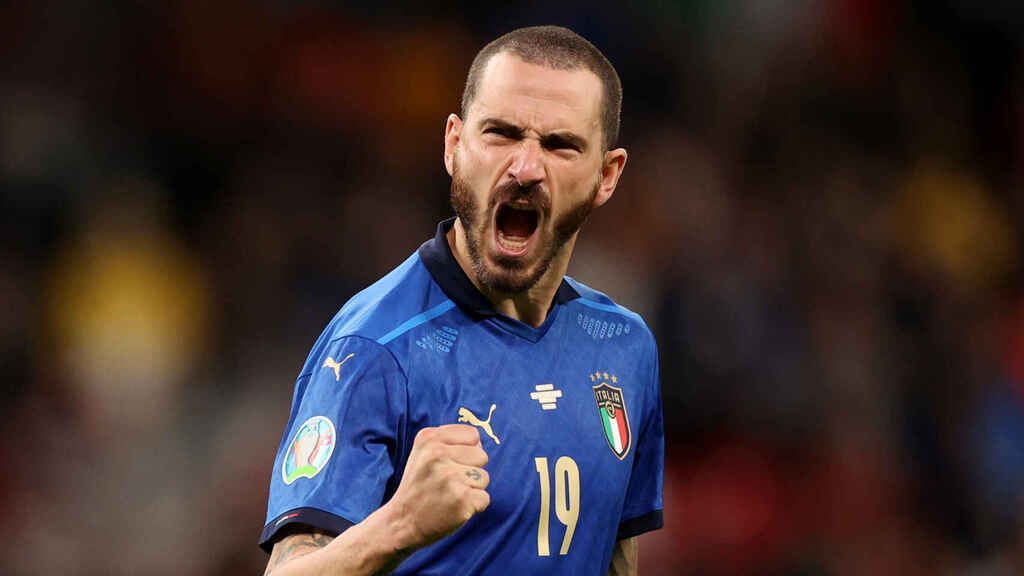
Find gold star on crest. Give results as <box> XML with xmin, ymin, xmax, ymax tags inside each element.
<box><xmin>590</xmin><ymin>371</ymin><xmax>621</xmax><ymax>385</ymax></box>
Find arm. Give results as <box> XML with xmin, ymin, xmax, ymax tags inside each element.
<box><xmin>263</xmin><ymin>424</ymin><xmax>490</xmax><ymax>576</ymax></box>
<box><xmin>607</xmin><ymin>537</ymin><xmax>638</xmax><ymax>576</ymax></box>
<box><xmin>264</xmin><ymin>530</ymin><xmax>336</xmax><ymax>575</ymax></box>
<box><xmin>263</xmin><ymin>514</ymin><xmax>412</xmax><ymax>576</ymax></box>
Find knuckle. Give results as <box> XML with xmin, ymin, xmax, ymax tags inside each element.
<box><xmin>438</xmin><ymin>465</ymin><xmax>453</xmax><ymax>482</ymax></box>
<box><xmin>449</xmin><ymin>481</ymin><xmax>467</xmax><ymax>502</ymax></box>
<box><xmin>453</xmin><ymin>448</ymin><xmax>473</xmax><ymax>465</ymax></box>
<box><xmin>426</xmin><ymin>445</ymin><xmax>442</xmax><ymax>461</ymax></box>
<box><xmin>435</xmin><ymin>446</ymin><xmax>451</xmax><ymax>459</ymax></box>
<box><xmin>415</xmin><ymin>427</ymin><xmax>434</xmax><ymax>444</ymax></box>
<box><xmin>436</xmin><ymin>467</ymin><xmax>456</xmax><ymax>488</ymax></box>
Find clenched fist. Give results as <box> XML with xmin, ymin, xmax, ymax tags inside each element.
<box><xmin>385</xmin><ymin>424</ymin><xmax>491</xmax><ymax>549</ymax></box>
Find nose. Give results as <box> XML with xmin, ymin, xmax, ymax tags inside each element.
<box><xmin>507</xmin><ymin>139</ymin><xmax>545</xmax><ymax>188</ymax></box>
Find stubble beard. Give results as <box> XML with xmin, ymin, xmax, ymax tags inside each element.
<box><xmin>450</xmin><ymin>157</ymin><xmax>597</xmax><ymax>295</ymax></box>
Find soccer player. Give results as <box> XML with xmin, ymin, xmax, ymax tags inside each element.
<box><xmin>261</xmin><ymin>25</ymin><xmax>664</xmax><ymax>575</ymax></box>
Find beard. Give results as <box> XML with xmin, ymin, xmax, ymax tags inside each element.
<box><xmin>450</xmin><ymin>155</ymin><xmax>597</xmax><ymax>294</ymax></box>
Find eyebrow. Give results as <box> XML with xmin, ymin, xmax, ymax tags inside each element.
<box><xmin>479</xmin><ymin>117</ymin><xmax>588</xmax><ymax>152</ymax></box>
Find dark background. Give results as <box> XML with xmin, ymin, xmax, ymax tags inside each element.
<box><xmin>2</xmin><ymin>1</ymin><xmax>1024</xmax><ymax>574</ymax></box>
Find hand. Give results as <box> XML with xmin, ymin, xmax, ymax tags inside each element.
<box><xmin>385</xmin><ymin>424</ymin><xmax>491</xmax><ymax>549</ymax></box>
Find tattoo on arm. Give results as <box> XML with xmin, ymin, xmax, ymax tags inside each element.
<box><xmin>265</xmin><ymin>526</ymin><xmax>415</xmax><ymax>576</ymax></box>
<box><xmin>607</xmin><ymin>537</ymin><xmax>638</xmax><ymax>576</ymax></box>
<box><xmin>265</xmin><ymin>529</ymin><xmax>335</xmax><ymax>575</ymax></box>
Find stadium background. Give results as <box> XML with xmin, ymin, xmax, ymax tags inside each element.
<box><xmin>2</xmin><ymin>1</ymin><xmax>1024</xmax><ymax>574</ymax></box>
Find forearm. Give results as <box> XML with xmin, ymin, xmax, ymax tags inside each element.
<box><xmin>265</xmin><ymin>503</ymin><xmax>416</xmax><ymax>576</ymax></box>
<box><xmin>265</xmin><ymin>424</ymin><xmax>490</xmax><ymax>575</ymax></box>
<box><xmin>607</xmin><ymin>537</ymin><xmax>638</xmax><ymax>576</ymax></box>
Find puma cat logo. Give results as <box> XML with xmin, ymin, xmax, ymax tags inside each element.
<box><xmin>322</xmin><ymin>353</ymin><xmax>355</xmax><ymax>381</ymax></box>
<box><xmin>458</xmin><ymin>404</ymin><xmax>500</xmax><ymax>445</ymax></box>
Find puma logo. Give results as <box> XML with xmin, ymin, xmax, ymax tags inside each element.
<box><xmin>458</xmin><ymin>404</ymin><xmax>500</xmax><ymax>445</ymax></box>
<box><xmin>322</xmin><ymin>353</ymin><xmax>355</xmax><ymax>381</ymax></box>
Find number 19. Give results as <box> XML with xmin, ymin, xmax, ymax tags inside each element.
<box><xmin>534</xmin><ymin>456</ymin><xmax>580</xmax><ymax>556</ymax></box>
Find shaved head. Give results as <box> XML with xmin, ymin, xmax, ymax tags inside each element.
<box><xmin>460</xmin><ymin>25</ymin><xmax>622</xmax><ymax>150</ymax></box>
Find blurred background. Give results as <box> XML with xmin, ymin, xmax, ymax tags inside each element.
<box><xmin>2</xmin><ymin>1</ymin><xmax>1024</xmax><ymax>574</ymax></box>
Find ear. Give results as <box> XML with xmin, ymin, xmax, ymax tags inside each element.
<box><xmin>444</xmin><ymin>113</ymin><xmax>463</xmax><ymax>176</ymax></box>
<box><xmin>592</xmin><ymin>147</ymin><xmax>628</xmax><ymax>208</ymax></box>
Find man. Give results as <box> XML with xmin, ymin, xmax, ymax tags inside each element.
<box><xmin>261</xmin><ymin>25</ymin><xmax>663</xmax><ymax>575</ymax></box>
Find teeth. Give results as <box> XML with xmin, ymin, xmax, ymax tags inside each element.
<box><xmin>497</xmin><ymin>231</ymin><xmax>529</xmax><ymax>250</ymax></box>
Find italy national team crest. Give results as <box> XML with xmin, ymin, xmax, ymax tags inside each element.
<box><xmin>282</xmin><ymin>415</ymin><xmax>336</xmax><ymax>485</ymax></box>
<box><xmin>591</xmin><ymin>372</ymin><xmax>631</xmax><ymax>460</ymax></box>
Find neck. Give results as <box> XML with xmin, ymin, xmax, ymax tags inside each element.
<box><xmin>448</xmin><ymin>218</ymin><xmax>575</xmax><ymax>328</ymax></box>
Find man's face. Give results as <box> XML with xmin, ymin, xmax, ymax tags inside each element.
<box><xmin>446</xmin><ymin>53</ymin><xmax>613</xmax><ymax>294</ymax></box>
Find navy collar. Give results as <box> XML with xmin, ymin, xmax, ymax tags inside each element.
<box><xmin>418</xmin><ymin>218</ymin><xmax>580</xmax><ymax>318</ymax></box>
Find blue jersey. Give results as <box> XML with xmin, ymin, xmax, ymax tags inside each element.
<box><xmin>261</xmin><ymin>219</ymin><xmax>664</xmax><ymax>574</ymax></box>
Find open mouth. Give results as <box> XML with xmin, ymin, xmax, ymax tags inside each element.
<box><xmin>494</xmin><ymin>202</ymin><xmax>539</xmax><ymax>256</ymax></box>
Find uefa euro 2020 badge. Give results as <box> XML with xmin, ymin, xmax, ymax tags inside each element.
<box><xmin>282</xmin><ymin>415</ymin><xmax>336</xmax><ymax>485</ymax></box>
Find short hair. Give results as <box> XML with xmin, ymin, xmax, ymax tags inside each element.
<box><xmin>460</xmin><ymin>25</ymin><xmax>623</xmax><ymax>150</ymax></box>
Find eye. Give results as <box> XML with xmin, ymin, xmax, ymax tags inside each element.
<box><xmin>543</xmin><ymin>137</ymin><xmax>581</xmax><ymax>153</ymax></box>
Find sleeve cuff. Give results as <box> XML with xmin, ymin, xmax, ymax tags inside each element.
<box><xmin>617</xmin><ymin>509</ymin><xmax>663</xmax><ymax>539</ymax></box>
<box><xmin>259</xmin><ymin>507</ymin><xmax>356</xmax><ymax>553</ymax></box>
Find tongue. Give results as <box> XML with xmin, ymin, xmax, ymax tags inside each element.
<box><xmin>502</xmin><ymin>209</ymin><xmax>535</xmax><ymax>238</ymax></box>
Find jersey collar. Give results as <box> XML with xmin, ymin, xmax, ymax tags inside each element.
<box><xmin>418</xmin><ymin>218</ymin><xmax>580</xmax><ymax>318</ymax></box>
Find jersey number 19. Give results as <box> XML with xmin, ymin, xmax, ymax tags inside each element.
<box><xmin>533</xmin><ymin>456</ymin><xmax>580</xmax><ymax>556</ymax></box>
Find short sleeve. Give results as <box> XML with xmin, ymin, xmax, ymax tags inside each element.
<box><xmin>259</xmin><ymin>336</ymin><xmax>407</xmax><ymax>551</ymax></box>
<box><xmin>617</xmin><ymin>340</ymin><xmax>664</xmax><ymax>539</ymax></box>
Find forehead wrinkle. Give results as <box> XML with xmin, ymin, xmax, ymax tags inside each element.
<box><xmin>479</xmin><ymin>116</ymin><xmax>590</xmax><ymax>151</ymax></box>
<box><xmin>474</xmin><ymin>97</ymin><xmax>600</xmax><ymax>151</ymax></box>
<box><xmin>471</xmin><ymin>54</ymin><xmax>602</xmax><ymax>142</ymax></box>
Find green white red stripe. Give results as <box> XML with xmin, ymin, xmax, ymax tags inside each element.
<box><xmin>600</xmin><ymin>405</ymin><xmax>627</xmax><ymax>453</ymax></box>
<box><xmin>592</xmin><ymin>381</ymin><xmax>631</xmax><ymax>459</ymax></box>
